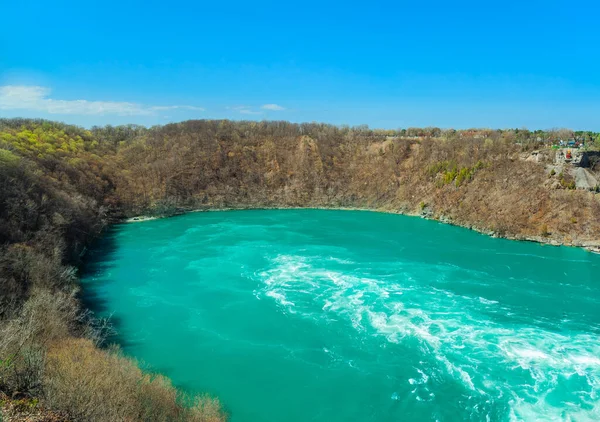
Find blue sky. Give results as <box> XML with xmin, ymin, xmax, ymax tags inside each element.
<box><xmin>1</xmin><ymin>0</ymin><xmax>599</xmax><ymax>129</ymax></box>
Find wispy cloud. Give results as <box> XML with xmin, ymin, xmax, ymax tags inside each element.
<box><xmin>228</xmin><ymin>103</ymin><xmax>286</xmax><ymax>115</ymax></box>
<box><xmin>261</xmin><ymin>103</ymin><xmax>285</xmax><ymax>111</ymax></box>
<box><xmin>228</xmin><ymin>105</ymin><xmax>263</xmax><ymax>115</ymax></box>
<box><xmin>239</xmin><ymin>109</ymin><xmax>263</xmax><ymax>115</ymax></box>
<box><xmin>0</xmin><ymin>85</ymin><xmax>204</xmax><ymax>116</ymax></box>
<box><xmin>149</xmin><ymin>105</ymin><xmax>204</xmax><ymax>112</ymax></box>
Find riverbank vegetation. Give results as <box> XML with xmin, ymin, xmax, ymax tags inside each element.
<box><xmin>0</xmin><ymin>119</ymin><xmax>223</xmax><ymax>421</ymax></box>
<box><xmin>1</xmin><ymin>118</ymin><xmax>599</xmax><ymax>420</ymax></box>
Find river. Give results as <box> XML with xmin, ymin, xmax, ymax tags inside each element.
<box><xmin>82</xmin><ymin>209</ymin><xmax>600</xmax><ymax>421</ymax></box>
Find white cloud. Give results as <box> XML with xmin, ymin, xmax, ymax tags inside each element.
<box><xmin>0</xmin><ymin>85</ymin><xmax>204</xmax><ymax>116</ymax></box>
<box><xmin>149</xmin><ymin>105</ymin><xmax>204</xmax><ymax>111</ymax></box>
<box><xmin>239</xmin><ymin>109</ymin><xmax>263</xmax><ymax>115</ymax></box>
<box><xmin>228</xmin><ymin>105</ymin><xmax>263</xmax><ymax>115</ymax></box>
<box><xmin>226</xmin><ymin>104</ymin><xmax>285</xmax><ymax>115</ymax></box>
<box><xmin>261</xmin><ymin>103</ymin><xmax>285</xmax><ymax>111</ymax></box>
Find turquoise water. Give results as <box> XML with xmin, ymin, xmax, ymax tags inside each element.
<box><xmin>82</xmin><ymin>210</ymin><xmax>600</xmax><ymax>421</ymax></box>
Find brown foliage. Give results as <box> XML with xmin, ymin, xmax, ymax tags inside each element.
<box><xmin>108</xmin><ymin>119</ymin><xmax>600</xmax><ymax>245</ymax></box>
<box><xmin>44</xmin><ymin>338</ymin><xmax>224</xmax><ymax>422</ymax></box>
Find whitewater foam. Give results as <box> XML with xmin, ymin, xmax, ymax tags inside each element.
<box><xmin>255</xmin><ymin>253</ymin><xmax>600</xmax><ymax>421</ymax></box>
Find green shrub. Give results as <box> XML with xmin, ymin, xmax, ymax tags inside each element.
<box><xmin>558</xmin><ymin>172</ymin><xmax>576</xmax><ymax>190</ymax></box>
<box><xmin>455</xmin><ymin>167</ymin><xmax>473</xmax><ymax>187</ymax></box>
<box><xmin>0</xmin><ymin>149</ymin><xmax>21</xmax><ymax>166</ymax></box>
<box><xmin>428</xmin><ymin>160</ymin><xmax>487</xmax><ymax>187</ymax></box>
<box><xmin>443</xmin><ymin>169</ymin><xmax>458</xmax><ymax>184</ymax></box>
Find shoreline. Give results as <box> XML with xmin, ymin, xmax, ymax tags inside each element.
<box><xmin>125</xmin><ymin>205</ymin><xmax>600</xmax><ymax>254</ymax></box>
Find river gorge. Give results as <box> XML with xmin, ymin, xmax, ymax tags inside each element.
<box><xmin>82</xmin><ymin>210</ymin><xmax>600</xmax><ymax>421</ymax></box>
